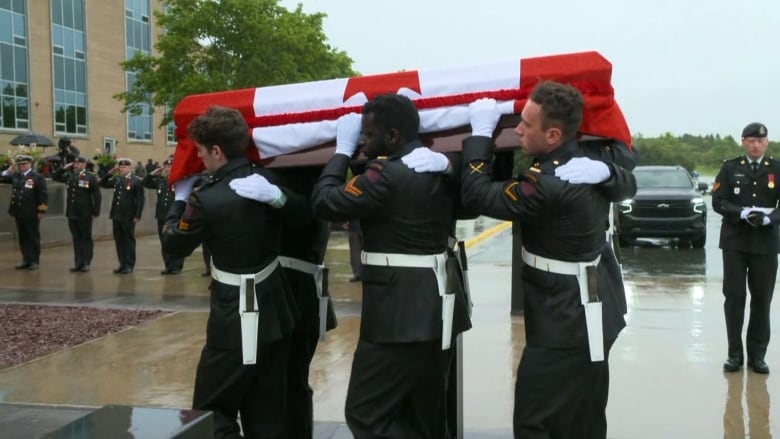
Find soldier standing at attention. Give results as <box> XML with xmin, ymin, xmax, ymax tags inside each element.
<box><xmin>712</xmin><ymin>122</ymin><xmax>779</xmax><ymax>375</ymax></box>
<box><xmin>0</xmin><ymin>154</ymin><xmax>48</xmax><ymax>270</ymax></box>
<box><xmin>143</xmin><ymin>157</ymin><xmax>183</xmax><ymax>275</ymax></box>
<box><xmin>53</xmin><ymin>156</ymin><xmax>101</xmax><ymax>272</ymax></box>
<box><xmin>100</xmin><ymin>157</ymin><xmax>144</xmax><ymax>274</ymax></box>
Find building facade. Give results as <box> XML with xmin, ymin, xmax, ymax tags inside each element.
<box><xmin>0</xmin><ymin>0</ymin><xmax>174</xmax><ymax>164</ymax></box>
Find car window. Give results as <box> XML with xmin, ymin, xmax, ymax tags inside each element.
<box><xmin>635</xmin><ymin>170</ymin><xmax>693</xmax><ymax>188</ymax></box>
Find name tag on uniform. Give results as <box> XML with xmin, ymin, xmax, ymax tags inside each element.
<box><xmin>24</xmin><ymin>179</ymin><xmax>34</xmax><ymax>189</ymax></box>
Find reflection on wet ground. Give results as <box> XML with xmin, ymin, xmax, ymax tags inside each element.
<box><xmin>0</xmin><ymin>214</ymin><xmax>779</xmax><ymax>438</ymax></box>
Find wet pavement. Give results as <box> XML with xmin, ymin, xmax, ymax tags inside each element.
<box><xmin>0</xmin><ymin>204</ymin><xmax>779</xmax><ymax>438</ymax></box>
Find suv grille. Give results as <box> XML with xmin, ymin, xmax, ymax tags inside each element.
<box><xmin>633</xmin><ymin>200</ymin><xmax>693</xmax><ymax>218</ymax></box>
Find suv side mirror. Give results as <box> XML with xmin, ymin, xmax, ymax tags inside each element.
<box><xmin>697</xmin><ymin>182</ymin><xmax>709</xmax><ymax>194</ymax></box>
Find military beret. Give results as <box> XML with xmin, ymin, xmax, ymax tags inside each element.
<box><xmin>163</xmin><ymin>158</ymin><xmax>173</xmax><ymax>165</ymax></box>
<box><xmin>74</xmin><ymin>156</ymin><xmax>87</xmax><ymax>163</ymax></box>
<box><xmin>742</xmin><ymin>122</ymin><xmax>768</xmax><ymax>138</ymax></box>
<box><xmin>14</xmin><ymin>154</ymin><xmax>33</xmax><ymax>163</ymax></box>
<box><xmin>117</xmin><ymin>158</ymin><xmax>133</xmax><ymax>166</ymax></box>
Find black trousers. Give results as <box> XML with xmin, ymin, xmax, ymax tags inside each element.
<box><xmin>345</xmin><ymin>339</ymin><xmax>447</xmax><ymax>439</ymax></box>
<box><xmin>112</xmin><ymin>219</ymin><xmax>136</xmax><ymax>269</ymax></box>
<box><xmin>68</xmin><ymin>218</ymin><xmax>93</xmax><ymax>267</ymax></box>
<box><xmin>513</xmin><ymin>346</ymin><xmax>610</xmax><ymax>439</ymax></box>
<box><xmin>722</xmin><ymin>249</ymin><xmax>777</xmax><ymax>361</ymax></box>
<box><xmin>193</xmin><ymin>337</ymin><xmax>292</xmax><ymax>439</ymax></box>
<box><xmin>285</xmin><ymin>326</ymin><xmax>320</xmax><ymax>438</ymax></box>
<box><xmin>156</xmin><ymin>220</ymin><xmax>184</xmax><ymax>270</ymax></box>
<box><xmin>14</xmin><ymin>216</ymin><xmax>40</xmax><ymax>265</ymax></box>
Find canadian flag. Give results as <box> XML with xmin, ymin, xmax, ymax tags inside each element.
<box><xmin>169</xmin><ymin>50</ymin><xmax>631</xmax><ymax>184</ymax></box>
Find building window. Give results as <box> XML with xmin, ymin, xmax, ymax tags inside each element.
<box><xmin>0</xmin><ymin>0</ymin><xmax>30</xmax><ymax>130</ymax></box>
<box><xmin>125</xmin><ymin>0</ymin><xmax>152</xmax><ymax>141</ymax></box>
<box><xmin>51</xmin><ymin>0</ymin><xmax>87</xmax><ymax>135</ymax></box>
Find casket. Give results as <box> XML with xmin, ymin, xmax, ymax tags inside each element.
<box><xmin>169</xmin><ymin>50</ymin><xmax>630</xmax><ymax>183</ymax></box>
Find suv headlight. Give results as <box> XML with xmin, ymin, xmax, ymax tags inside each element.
<box><xmin>691</xmin><ymin>197</ymin><xmax>706</xmax><ymax>214</ymax></box>
<box><xmin>618</xmin><ymin>199</ymin><xmax>633</xmax><ymax>214</ymax></box>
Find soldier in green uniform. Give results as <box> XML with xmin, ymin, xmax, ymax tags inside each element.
<box><xmin>53</xmin><ymin>156</ymin><xmax>101</xmax><ymax>272</ymax></box>
<box><xmin>712</xmin><ymin>122</ymin><xmax>779</xmax><ymax>374</ymax></box>
<box><xmin>0</xmin><ymin>154</ymin><xmax>48</xmax><ymax>270</ymax></box>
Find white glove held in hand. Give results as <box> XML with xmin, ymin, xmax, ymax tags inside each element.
<box><xmin>173</xmin><ymin>176</ymin><xmax>198</xmax><ymax>202</ymax></box>
<box><xmin>401</xmin><ymin>147</ymin><xmax>450</xmax><ymax>173</ymax></box>
<box><xmin>335</xmin><ymin>113</ymin><xmax>362</xmax><ymax>157</ymax></box>
<box><xmin>229</xmin><ymin>174</ymin><xmax>282</xmax><ymax>204</ymax></box>
<box><xmin>763</xmin><ymin>216</ymin><xmax>771</xmax><ymax>226</ymax></box>
<box><xmin>469</xmin><ymin>98</ymin><xmax>500</xmax><ymax>138</ymax></box>
<box><xmin>740</xmin><ymin>208</ymin><xmax>753</xmax><ymax>221</ymax></box>
<box><xmin>555</xmin><ymin>157</ymin><xmax>611</xmax><ymax>184</ymax></box>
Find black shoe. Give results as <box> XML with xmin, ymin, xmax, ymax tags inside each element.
<box><xmin>748</xmin><ymin>359</ymin><xmax>770</xmax><ymax>374</ymax></box>
<box><xmin>27</xmin><ymin>263</ymin><xmax>38</xmax><ymax>271</ymax></box>
<box><xmin>723</xmin><ymin>357</ymin><xmax>743</xmax><ymax>372</ymax></box>
<box><xmin>160</xmin><ymin>269</ymin><xmax>172</xmax><ymax>275</ymax></box>
<box><xmin>119</xmin><ymin>267</ymin><xmax>133</xmax><ymax>274</ymax></box>
<box><xmin>349</xmin><ymin>275</ymin><xmax>361</xmax><ymax>282</ymax></box>
<box><xmin>168</xmin><ymin>269</ymin><xmax>182</xmax><ymax>275</ymax></box>
<box><xmin>69</xmin><ymin>266</ymin><xmax>82</xmax><ymax>272</ymax></box>
<box><xmin>15</xmin><ymin>263</ymin><xmax>30</xmax><ymax>270</ymax></box>
<box><xmin>201</xmin><ymin>270</ymin><xmax>211</xmax><ymax>277</ymax></box>
<box><xmin>113</xmin><ymin>266</ymin><xmax>125</xmax><ymax>274</ymax></box>
<box><xmin>80</xmin><ymin>265</ymin><xmax>90</xmax><ymax>272</ymax></box>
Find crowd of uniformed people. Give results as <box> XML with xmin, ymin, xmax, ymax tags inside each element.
<box><xmin>1</xmin><ymin>81</ymin><xmax>776</xmax><ymax>439</ymax></box>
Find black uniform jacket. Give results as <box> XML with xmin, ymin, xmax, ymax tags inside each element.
<box><xmin>275</xmin><ymin>166</ymin><xmax>337</xmax><ymax>334</ymax></box>
<box><xmin>1</xmin><ymin>170</ymin><xmax>48</xmax><ymax>218</ymax></box>
<box><xmin>100</xmin><ymin>173</ymin><xmax>144</xmax><ymax>221</ymax></box>
<box><xmin>312</xmin><ymin>140</ymin><xmax>460</xmax><ymax>343</ymax></box>
<box><xmin>461</xmin><ymin>136</ymin><xmax>635</xmax><ymax>348</ymax></box>
<box><xmin>142</xmin><ymin>173</ymin><xmax>175</xmax><ymax>221</ymax></box>
<box><xmin>53</xmin><ymin>168</ymin><xmax>101</xmax><ymax>219</ymax></box>
<box><xmin>712</xmin><ymin>156</ymin><xmax>780</xmax><ymax>254</ymax></box>
<box><xmin>161</xmin><ymin>158</ymin><xmax>309</xmax><ymax>349</ymax></box>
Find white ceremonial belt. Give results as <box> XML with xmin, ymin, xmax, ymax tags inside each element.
<box><xmin>362</xmin><ymin>250</ymin><xmax>453</xmax><ymax>350</ymax></box>
<box><xmin>521</xmin><ymin>247</ymin><xmax>599</xmax><ymax>275</ymax></box>
<box><xmin>211</xmin><ymin>258</ymin><xmax>280</xmax><ymax>287</ymax></box>
<box><xmin>211</xmin><ymin>258</ymin><xmax>280</xmax><ymax>365</ymax></box>
<box><xmin>522</xmin><ymin>247</ymin><xmax>604</xmax><ymax>362</ymax></box>
<box><xmin>278</xmin><ymin>256</ymin><xmax>329</xmax><ymax>342</ymax></box>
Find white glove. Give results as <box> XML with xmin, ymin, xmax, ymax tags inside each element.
<box><xmin>335</xmin><ymin>113</ymin><xmax>362</xmax><ymax>157</ymax></box>
<box><xmin>555</xmin><ymin>157</ymin><xmax>612</xmax><ymax>184</ymax></box>
<box><xmin>173</xmin><ymin>176</ymin><xmax>198</xmax><ymax>202</ymax></box>
<box><xmin>740</xmin><ymin>208</ymin><xmax>753</xmax><ymax>220</ymax></box>
<box><xmin>401</xmin><ymin>147</ymin><xmax>450</xmax><ymax>173</ymax></box>
<box><xmin>229</xmin><ymin>173</ymin><xmax>282</xmax><ymax>204</ymax></box>
<box><xmin>469</xmin><ymin>98</ymin><xmax>500</xmax><ymax>138</ymax></box>
<box><xmin>763</xmin><ymin>216</ymin><xmax>771</xmax><ymax>226</ymax></box>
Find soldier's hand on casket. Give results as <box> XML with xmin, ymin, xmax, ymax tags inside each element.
<box><xmin>335</xmin><ymin>113</ymin><xmax>363</xmax><ymax>157</ymax></box>
<box><xmin>229</xmin><ymin>173</ymin><xmax>283</xmax><ymax>204</ymax></box>
<box><xmin>555</xmin><ymin>157</ymin><xmax>611</xmax><ymax>184</ymax></box>
<box><xmin>173</xmin><ymin>176</ymin><xmax>198</xmax><ymax>202</ymax></box>
<box><xmin>401</xmin><ymin>147</ymin><xmax>450</xmax><ymax>173</ymax></box>
<box><xmin>469</xmin><ymin>98</ymin><xmax>500</xmax><ymax>138</ymax></box>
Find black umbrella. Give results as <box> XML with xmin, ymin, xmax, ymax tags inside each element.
<box><xmin>9</xmin><ymin>133</ymin><xmax>55</xmax><ymax>146</ymax></box>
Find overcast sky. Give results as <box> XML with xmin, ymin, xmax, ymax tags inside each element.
<box><xmin>279</xmin><ymin>0</ymin><xmax>778</xmax><ymax>138</ymax></box>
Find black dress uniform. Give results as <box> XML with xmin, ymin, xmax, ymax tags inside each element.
<box><xmin>711</xmin><ymin>154</ymin><xmax>780</xmax><ymax>369</ymax></box>
<box><xmin>312</xmin><ymin>140</ymin><xmax>468</xmax><ymax>438</ymax></box>
<box><xmin>100</xmin><ymin>170</ymin><xmax>144</xmax><ymax>273</ymax></box>
<box><xmin>0</xmin><ymin>160</ymin><xmax>48</xmax><ymax>269</ymax></box>
<box><xmin>161</xmin><ymin>158</ymin><xmax>308</xmax><ymax>439</ymax></box>
<box><xmin>461</xmin><ymin>136</ymin><xmax>635</xmax><ymax>439</ymax></box>
<box><xmin>53</xmin><ymin>161</ymin><xmax>101</xmax><ymax>271</ymax></box>
<box><xmin>142</xmin><ymin>170</ymin><xmax>184</xmax><ymax>273</ymax></box>
<box><xmin>274</xmin><ymin>166</ymin><xmax>338</xmax><ymax>438</ymax></box>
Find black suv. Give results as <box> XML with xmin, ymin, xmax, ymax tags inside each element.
<box><xmin>616</xmin><ymin>165</ymin><xmax>708</xmax><ymax>248</ymax></box>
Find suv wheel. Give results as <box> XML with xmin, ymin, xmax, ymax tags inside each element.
<box><xmin>691</xmin><ymin>232</ymin><xmax>706</xmax><ymax>248</ymax></box>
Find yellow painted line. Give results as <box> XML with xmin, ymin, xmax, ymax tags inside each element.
<box><xmin>464</xmin><ymin>221</ymin><xmax>512</xmax><ymax>249</ymax></box>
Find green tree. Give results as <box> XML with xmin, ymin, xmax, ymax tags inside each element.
<box><xmin>114</xmin><ymin>0</ymin><xmax>356</xmax><ymax>126</ymax></box>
